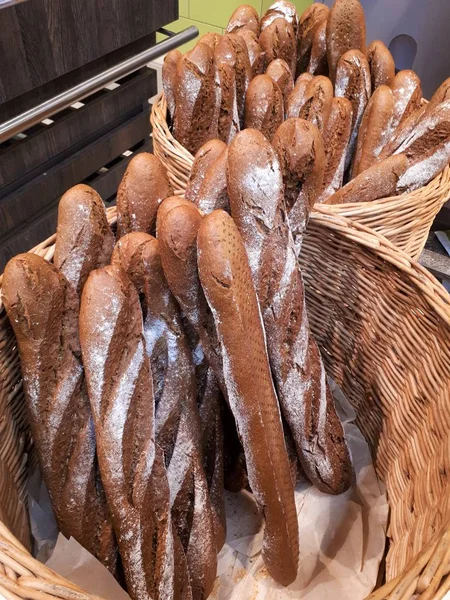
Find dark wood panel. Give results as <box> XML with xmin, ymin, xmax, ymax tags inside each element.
<box><xmin>0</xmin><ymin>0</ymin><xmax>177</xmax><ymax>103</ymax></box>
<box><xmin>0</xmin><ymin>68</ymin><xmax>155</xmax><ymax>190</ymax></box>
<box><xmin>432</xmin><ymin>201</ymin><xmax>450</xmax><ymax>232</ymax></box>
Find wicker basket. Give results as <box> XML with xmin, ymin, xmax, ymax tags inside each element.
<box><xmin>1</xmin><ymin>208</ymin><xmax>450</xmax><ymax>599</ymax></box>
<box><xmin>151</xmin><ymin>93</ymin><xmax>450</xmax><ymax>261</ymax></box>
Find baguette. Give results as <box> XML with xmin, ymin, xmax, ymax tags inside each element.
<box><xmin>378</xmin><ymin>105</ymin><xmax>426</xmax><ymax>159</ymax></box>
<box><xmin>196</xmin><ymin>147</ymin><xmax>230</xmax><ymax>214</ymax></box>
<box><xmin>307</xmin><ymin>18</ymin><xmax>328</xmax><ymax>76</ymax></box>
<box><xmin>214</xmin><ymin>36</ymin><xmax>241</xmax><ymax>143</ymax></box>
<box><xmin>227</xmin><ymin>33</ymin><xmax>253</xmax><ymax>128</ymax></box>
<box><xmin>298</xmin><ymin>74</ymin><xmax>333</xmax><ymax>132</ymax></box>
<box><xmin>285</xmin><ymin>72</ymin><xmax>314</xmax><ymax>118</ymax></box>
<box><xmin>390</xmin><ymin>70</ymin><xmax>422</xmax><ymax>131</ymax></box>
<box><xmin>326</xmin><ymin>0</ymin><xmax>366</xmax><ymax>82</ymax></box>
<box><xmin>261</xmin><ymin>1</ymin><xmax>299</xmax><ymax>38</ymax></box>
<box><xmin>259</xmin><ymin>17</ymin><xmax>297</xmax><ymax>76</ymax></box>
<box><xmin>162</xmin><ymin>49</ymin><xmax>182</xmax><ymax>120</ymax></box>
<box><xmin>197</xmin><ymin>209</ymin><xmax>299</xmax><ymax>585</ymax></box>
<box><xmin>244</xmin><ymin>74</ymin><xmax>284</xmax><ymax>141</ymax></box>
<box><xmin>428</xmin><ymin>77</ymin><xmax>450</xmax><ymax>111</ymax></box>
<box><xmin>197</xmin><ymin>32</ymin><xmax>221</xmax><ymax>50</ymax></box>
<box><xmin>367</xmin><ymin>40</ymin><xmax>395</xmax><ymax>89</ymax></box>
<box><xmin>185</xmin><ymin>139</ymin><xmax>227</xmax><ymax>204</ymax></box>
<box><xmin>297</xmin><ymin>3</ymin><xmax>330</xmax><ymax>76</ymax></box>
<box><xmin>226</xmin><ymin>4</ymin><xmax>260</xmax><ymax>36</ymax></box>
<box><xmin>235</xmin><ymin>29</ymin><xmax>264</xmax><ymax>76</ymax></box>
<box><xmin>266</xmin><ymin>58</ymin><xmax>294</xmax><ymax>106</ymax></box>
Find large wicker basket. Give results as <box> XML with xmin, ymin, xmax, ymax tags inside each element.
<box><xmin>1</xmin><ymin>208</ymin><xmax>450</xmax><ymax>599</ymax></box>
<box><xmin>151</xmin><ymin>93</ymin><xmax>450</xmax><ymax>261</ymax></box>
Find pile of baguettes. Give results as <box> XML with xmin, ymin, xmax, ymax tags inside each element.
<box><xmin>163</xmin><ymin>0</ymin><xmax>450</xmax><ymax>204</ymax></box>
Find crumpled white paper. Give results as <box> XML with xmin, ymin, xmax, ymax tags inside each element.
<box><xmin>29</xmin><ymin>380</ymin><xmax>388</xmax><ymax>599</ymax></box>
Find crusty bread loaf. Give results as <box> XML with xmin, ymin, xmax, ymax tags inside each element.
<box><xmin>285</xmin><ymin>72</ymin><xmax>314</xmax><ymax>118</ymax></box>
<box><xmin>2</xmin><ymin>255</ymin><xmax>117</xmax><ymax>573</ymax></box>
<box><xmin>296</xmin><ymin>3</ymin><xmax>329</xmax><ymax>76</ymax></box>
<box><xmin>266</xmin><ymin>58</ymin><xmax>294</xmax><ymax>106</ymax></box>
<box><xmin>173</xmin><ymin>44</ymin><xmax>218</xmax><ymax>154</ymax></box>
<box><xmin>214</xmin><ymin>36</ymin><xmax>241</xmax><ymax>143</ymax></box>
<box><xmin>272</xmin><ymin>118</ymin><xmax>325</xmax><ymax>215</ymax></box>
<box><xmin>235</xmin><ymin>29</ymin><xmax>264</xmax><ymax>76</ymax></box>
<box><xmin>298</xmin><ymin>74</ymin><xmax>333</xmax><ymax>132</ymax></box>
<box><xmin>352</xmin><ymin>85</ymin><xmax>394</xmax><ymax>177</ymax></box>
<box><xmin>197</xmin><ymin>209</ymin><xmax>299</xmax><ymax>585</ymax></box>
<box><xmin>185</xmin><ymin>140</ymin><xmax>227</xmax><ymax>204</ymax></box>
<box><xmin>196</xmin><ymin>147</ymin><xmax>230</xmax><ymax>214</ymax></box>
<box><xmin>117</xmin><ymin>152</ymin><xmax>173</xmax><ymax>237</ymax></box>
<box><xmin>162</xmin><ymin>49</ymin><xmax>182</xmax><ymax>120</ymax></box>
<box><xmin>197</xmin><ymin>32</ymin><xmax>221</xmax><ymax>50</ymax></box>
<box><xmin>335</xmin><ymin>49</ymin><xmax>372</xmax><ymax>168</ymax></box>
<box><xmin>379</xmin><ymin>105</ymin><xmax>426</xmax><ymax>159</ymax></box>
<box><xmin>259</xmin><ymin>17</ymin><xmax>297</xmax><ymax>76</ymax></box>
<box><xmin>326</xmin><ymin>154</ymin><xmax>409</xmax><ymax>204</ymax></box>
<box><xmin>244</xmin><ymin>74</ymin><xmax>284</xmax><ymax>141</ymax></box>
<box><xmin>227</xmin><ymin>33</ymin><xmax>253</xmax><ymax>128</ymax></box>
<box><xmin>428</xmin><ymin>77</ymin><xmax>450</xmax><ymax>112</ymax></box>
<box><xmin>326</xmin><ymin>0</ymin><xmax>366</xmax><ymax>82</ymax></box>
<box><xmin>228</xmin><ymin>129</ymin><xmax>352</xmax><ymax>495</ymax></box>
<box><xmin>367</xmin><ymin>40</ymin><xmax>395</xmax><ymax>90</ymax></box>
<box><xmin>226</xmin><ymin>4</ymin><xmax>260</xmax><ymax>36</ymax></box>
<box><xmin>318</xmin><ymin>97</ymin><xmax>353</xmax><ymax>202</ymax></box>
<box><xmin>307</xmin><ymin>18</ymin><xmax>328</xmax><ymax>76</ymax></box>
<box><xmin>54</xmin><ymin>184</ymin><xmax>114</xmax><ymax>297</ymax></box>
<box><xmin>261</xmin><ymin>1</ymin><xmax>299</xmax><ymax>37</ymax></box>
<box><xmin>390</xmin><ymin>70</ymin><xmax>422</xmax><ymax>131</ymax></box>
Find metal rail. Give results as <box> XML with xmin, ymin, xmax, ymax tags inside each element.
<box><xmin>0</xmin><ymin>25</ymin><xmax>198</xmax><ymax>143</ymax></box>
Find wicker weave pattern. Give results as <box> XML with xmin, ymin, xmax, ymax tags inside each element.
<box><xmin>150</xmin><ymin>93</ymin><xmax>450</xmax><ymax>261</ymax></box>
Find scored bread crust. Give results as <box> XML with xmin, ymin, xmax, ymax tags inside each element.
<box><xmin>285</xmin><ymin>72</ymin><xmax>314</xmax><ymax>118</ymax></box>
<box><xmin>266</xmin><ymin>58</ymin><xmax>295</xmax><ymax>106</ymax></box>
<box><xmin>162</xmin><ymin>49</ymin><xmax>182</xmax><ymax>120</ymax></box>
<box><xmin>236</xmin><ymin>29</ymin><xmax>264</xmax><ymax>77</ymax></box>
<box><xmin>226</xmin><ymin>4</ymin><xmax>260</xmax><ymax>36</ymax></box>
<box><xmin>214</xmin><ymin>36</ymin><xmax>241</xmax><ymax>144</ymax></box>
<box><xmin>196</xmin><ymin>147</ymin><xmax>230</xmax><ymax>214</ymax></box>
<box><xmin>185</xmin><ymin>139</ymin><xmax>227</xmax><ymax>204</ymax></box>
<box><xmin>390</xmin><ymin>70</ymin><xmax>423</xmax><ymax>131</ymax></box>
<box><xmin>326</xmin><ymin>0</ymin><xmax>366</xmax><ymax>82</ymax></box>
<box><xmin>244</xmin><ymin>74</ymin><xmax>284</xmax><ymax>141</ymax></box>
<box><xmin>197</xmin><ymin>209</ymin><xmax>299</xmax><ymax>586</ymax></box>
<box><xmin>367</xmin><ymin>40</ymin><xmax>395</xmax><ymax>90</ymax></box>
<box><xmin>307</xmin><ymin>18</ymin><xmax>328</xmax><ymax>76</ymax></box>
<box><xmin>296</xmin><ymin>3</ymin><xmax>329</xmax><ymax>76</ymax></box>
<box><xmin>298</xmin><ymin>74</ymin><xmax>333</xmax><ymax>132</ymax></box>
<box><xmin>261</xmin><ymin>1</ymin><xmax>300</xmax><ymax>38</ymax></box>
<box><xmin>259</xmin><ymin>17</ymin><xmax>297</xmax><ymax>76</ymax></box>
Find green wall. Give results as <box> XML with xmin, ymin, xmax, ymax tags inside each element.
<box><xmin>157</xmin><ymin>0</ymin><xmax>313</xmax><ymax>52</ymax></box>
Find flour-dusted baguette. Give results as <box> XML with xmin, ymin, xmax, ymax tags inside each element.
<box><xmin>174</xmin><ymin>43</ymin><xmax>218</xmax><ymax>154</ymax></box>
<box><xmin>335</xmin><ymin>49</ymin><xmax>372</xmax><ymax>168</ymax></box>
<box><xmin>326</xmin><ymin>0</ymin><xmax>366</xmax><ymax>82</ymax></box>
<box><xmin>307</xmin><ymin>18</ymin><xmax>328</xmax><ymax>76</ymax></box>
<box><xmin>235</xmin><ymin>29</ymin><xmax>264</xmax><ymax>76</ymax></box>
<box><xmin>317</xmin><ymin>97</ymin><xmax>353</xmax><ymax>202</ymax></box>
<box><xmin>117</xmin><ymin>152</ymin><xmax>173</xmax><ymax>238</ymax></box>
<box><xmin>228</xmin><ymin>33</ymin><xmax>253</xmax><ymax>128</ymax></box>
<box><xmin>214</xmin><ymin>36</ymin><xmax>241</xmax><ymax>144</ymax></box>
<box><xmin>228</xmin><ymin>129</ymin><xmax>352</xmax><ymax>495</ymax></box>
<box><xmin>2</xmin><ymin>255</ymin><xmax>117</xmax><ymax>573</ymax></box>
<box><xmin>162</xmin><ymin>49</ymin><xmax>182</xmax><ymax>120</ymax></box>
<box><xmin>378</xmin><ymin>105</ymin><xmax>427</xmax><ymax>159</ymax></box>
<box><xmin>197</xmin><ymin>209</ymin><xmax>299</xmax><ymax>585</ymax></box>
<box><xmin>352</xmin><ymin>85</ymin><xmax>394</xmax><ymax>177</ymax></box>
<box><xmin>298</xmin><ymin>74</ymin><xmax>333</xmax><ymax>132</ymax></box>
<box><xmin>326</xmin><ymin>154</ymin><xmax>409</xmax><ymax>204</ymax></box>
<box><xmin>285</xmin><ymin>72</ymin><xmax>314</xmax><ymax>118</ymax></box>
<box><xmin>54</xmin><ymin>184</ymin><xmax>114</xmax><ymax>297</ymax></box>
<box><xmin>196</xmin><ymin>147</ymin><xmax>230</xmax><ymax>214</ymax></box>
<box><xmin>259</xmin><ymin>17</ymin><xmax>297</xmax><ymax>76</ymax></box>
<box><xmin>112</xmin><ymin>234</ymin><xmax>221</xmax><ymax>582</ymax></box>
<box><xmin>226</xmin><ymin>4</ymin><xmax>260</xmax><ymax>36</ymax></box>
<box><xmin>367</xmin><ymin>40</ymin><xmax>395</xmax><ymax>90</ymax></box>
<box><xmin>297</xmin><ymin>3</ymin><xmax>330</xmax><ymax>76</ymax></box>
<box><xmin>266</xmin><ymin>58</ymin><xmax>294</xmax><ymax>106</ymax></box>
<box><xmin>185</xmin><ymin>140</ymin><xmax>227</xmax><ymax>204</ymax></box>
<box><xmin>197</xmin><ymin>32</ymin><xmax>221</xmax><ymax>50</ymax></box>
<box><xmin>390</xmin><ymin>70</ymin><xmax>422</xmax><ymax>131</ymax></box>
<box><xmin>244</xmin><ymin>74</ymin><xmax>284</xmax><ymax>141</ymax></box>
<box><xmin>261</xmin><ymin>1</ymin><xmax>299</xmax><ymax>38</ymax></box>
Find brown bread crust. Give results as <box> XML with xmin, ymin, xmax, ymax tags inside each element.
<box><xmin>244</xmin><ymin>74</ymin><xmax>284</xmax><ymax>141</ymax></box>
<box><xmin>197</xmin><ymin>32</ymin><xmax>221</xmax><ymax>50</ymax></box>
<box><xmin>54</xmin><ymin>184</ymin><xmax>114</xmax><ymax>297</ymax></box>
<box><xmin>162</xmin><ymin>49</ymin><xmax>182</xmax><ymax>119</ymax></box>
<box><xmin>428</xmin><ymin>77</ymin><xmax>450</xmax><ymax>111</ymax></box>
<box><xmin>297</xmin><ymin>3</ymin><xmax>329</xmax><ymax>76</ymax></box>
<box><xmin>326</xmin><ymin>0</ymin><xmax>366</xmax><ymax>82</ymax></box>
<box><xmin>307</xmin><ymin>18</ymin><xmax>328</xmax><ymax>76</ymax></box>
<box><xmin>379</xmin><ymin>105</ymin><xmax>426</xmax><ymax>159</ymax></box>
<box><xmin>197</xmin><ymin>209</ymin><xmax>299</xmax><ymax>585</ymax></box>
<box><xmin>185</xmin><ymin>139</ymin><xmax>227</xmax><ymax>204</ymax></box>
<box><xmin>196</xmin><ymin>147</ymin><xmax>230</xmax><ymax>214</ymax></box>
<box><xmin>235</xmin><ymin>29</ymin><xmax>264</xmax><ymax>76</ymax></box>
<box><xmin>228</xmin><ymin>129</ymin><xmax>352</xmax><ymax>495</ymax></box>
<box><xmin>259</xmin><ymin>17</ymin><xmax>297</xmax><ymax>76</ymax></box>
<box><xmin>116</xmin><ymin>152</ymin><xmax>173</xmax><ymax>238</ymax></box>
<box><xmin>214</xmin><ymin>36</ymin><xmax>241</xmax><ymax>144</ymax></box>
<box><xmin>367</xmin><ymin>40</ymin><xmax>395</xmax><ymax>90</ymax></box>
<box><xmin>261</xmin><ymin>1</ymin><xmax>300</xmax><ymax>38</ymax></box>
<box><xmin>390</xmin><ymin>70</ymin><xmax>423</xmax><ymax>131</ymax></box>
<box><xmin>226</xmin><ymin>4</ymin><xmax>260</xmax><ymax>36</ymax></box>
<box><xmin>285</xmin><ymin>72</ymin><xmax>314</xmax><ymax>118</ymax></box>
<box><xmin>226</xmin><ymin>33</ymin><xmax>253</xmax><ymax>128</ymax></box>
<box><xmin>298</xmin><ymin>74</ymin><xmax>333</xmax><ymax>132</ymax></box>
<box><xmin>326</xmin><ymin>154</ymin><xmax>409</xmax><ymax>204</ymax></box>
<box><xmin>266</xmin><ymin>58</ymin><xmax>294</xmax><ymax>106</ymax></box>
<box><xmin>352</xmin><ymin>84</ymin><xmax>394</xmax><ymax>177</ymax></box>
<box><xmin>318</xmin><ymin>97</ymin><xmax>353</xmax><ymax>202</ymax></box>
<box><xmin>2</xmin><ymin>255</ymin><xmax>117</xmax><ymax>573</ymax></box>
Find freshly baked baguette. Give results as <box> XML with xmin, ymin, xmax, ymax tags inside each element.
<box><xmin>197</xmin><ymin>32</ymin><xmax>221</xmax><ymax>50</ymax></box>
<box><xmin>173</xmin><ymin>44</ymin><xmax>218</xmax><ymax>154</ymax></box>
<box><xmin>298</xmin><ymin>74</ymin><xmax>333</xmax><ymax>132</ymax></box>
<box><xmin>390</xmin><ymin>70</ymin><xmax>422</xmax><ymax>131</ymax></box>
<box><xmin>261</xmin><ymin>1</ymin><xmax>299</xmax><ymax>38</ymax></box>
<box><xmin>285</xmin><ymin>72</ymin><xmax>314</xmax><ymax>118</ymax></box>
<box><xmin>227</xmin><ymin>33</ymin><xmax>253</xmax><ymax>128</ymax></box>
<box><xmin>266</xmin><ymin>59</ymin><xmax>294</xmax><ymax>106</ymax></box>
<box><xmin>335</xmin><ymin>49</ymin><xmax>372</xmax><ymax>168</ymax></box>
<box><xmin>54</xmin><ymin>184</ymin><xmax>114</xmax><ymax>297</ymax></box>
<box><xmin>317</xmin><ymin>97</ymin><xmax>353</xmax><ymax>202</ymax></box>
<box><xmin>2</xmin><ymin>255</ymin><xmax>117</xmax><ymax>573</ymax></box>
<box><xmin>197</xmin><ymin>209</ymin><xmax>299</xmax><ymax>586</ymax></box>
<box><xmin>117</xmin><ymin>152</ymin><xmax>173</xmax><ymax>237</ymax></box>
<box><xmin>228</xmin><ymin>129</ymin><xmax>352</xmax><ymax>495</ymax></box>
<box><xmin>307</xmin><ymin>18</ymin><xmax>328</xmax><ymax>76</ymax></box>
<box><xmin>80</xmin><ymin>264</ymin><xmax>188</xmax><ymax>600</ymax></box>
<box><xmin>378</xmin><ymin>105</ymin><xmax>426</xmax><ymax>159</ymax></box>
<box><xmin>244</xmin><ymin>74</ymin><xmax>284</xmax><ymax>141</ymax></box>
<box><xmin>112</xmin><ymin>234</ymin><xmax>222</xmax><ymax>580</ymax></box>
<box><xmin>326</xmin><ymin>154</ymin><xmax>409</xmax><ymax>204</ymax></box>
<box><xmin>367</xmin><ymin>40</ymin><xmax>395</xmax><ymax>89</ymax></box>
<box><xmin>196</xmin><ymin>147</ymin><xmax>230</xmax><ymax>214</ymax></box>
<box><xmin>185</xmin><ymin>140</ymin><xmax>227</xmax><ymax>204</ymax></box>
<box><xmin>296</xmin><ymin>3</ymin><xmax>329</xmax><ymax>76</ymax></box>
<box><xmin>326</xmin><ymin>0</ymin><xmax>366</xmax><ymax>82</ymax></box>
<box><xmin>428</xmin><ymin>77</ymin><xmax>450</xmax><ymax>111</ymax></box>
<box><xmin>352</xmin><ymin>85</ymin><xmax>394</xmax><ymax>177</ymax></box>
<box><xmin>259</xmin><ymin>17</ymin><xmax>297</xmax><ymax>76</ymax></box>
<box><xmin>226</xmin><ymin>4</ymin><xmax>260</xmax><ymax>36</ymax></box>
<box><xmin>162</xmin><ymin>49</ymin><xmax>182</xmax><ymax>120</ymax></box>
<box><xmin>235</xmin><ymin>29</ymin><xmax>264</xmax><ymax>76</ymax></box>
<box><xmin>214</xmin><ymin>36</ymin><xmax>241</xmax><ymax>144</ymax></box>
